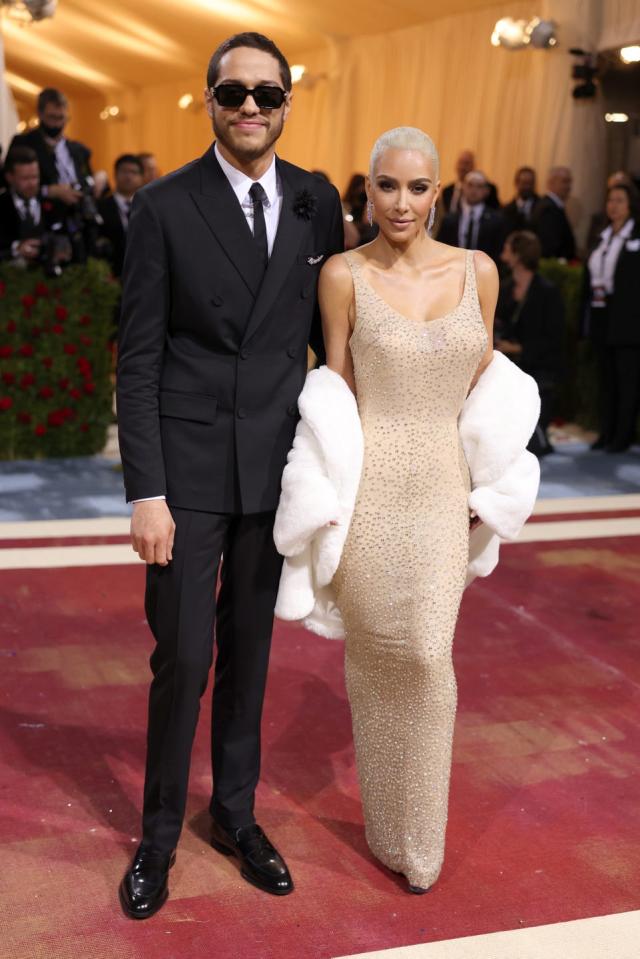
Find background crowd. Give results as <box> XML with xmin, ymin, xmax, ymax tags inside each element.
<box><xmin>1</xmin><ymin>86</ymin><xmax>640</xmax><ymax>456</ymax></box>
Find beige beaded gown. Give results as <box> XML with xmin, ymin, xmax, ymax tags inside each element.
<box><xmin>333</xmin><ymin>248</ymin><xmax>487</xmax><ymax>890</ymax></box>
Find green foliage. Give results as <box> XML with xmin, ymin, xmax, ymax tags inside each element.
<box><xmin>0</xmin><ymin>259</ymin><xmax>120</xmax><ymax>459</ymax></box>
<box><xmin>538</xmin><ymin>258</ymin><xmax>597</xmax><ymax>428</ymax></box>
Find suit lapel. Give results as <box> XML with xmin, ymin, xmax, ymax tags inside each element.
<box><xmin>242</xmin><ymin>161</ymin><xmax>310</xmax><ymax>346</ymax></box>
<box><xmin>189</xmin><ymin>145</ymin><xmax>263</xmax><ymax>299</ymax></box>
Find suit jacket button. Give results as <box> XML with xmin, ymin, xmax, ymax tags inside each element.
<box><xmin>240</xmin><ymin>348</ymin><xmax>250</xmax><ymax>360</ymax></box>
<box><xmin>287</xmin><ymin>404</ymin><xmax>297</xmax><ymax>417</ymax></box>
<box><xmin>237</xmin><ymin>407</ymin><xmax>246</xmax><ymax>419</ymax></box>
<box><xmin>287</xmin><ymin>346</ymin><xmax>297</xmax><ymax>358</ymax></box>
<box><xmin>211</xmin><ymin>294</ymin><xmax>223</xmax><ymax>307</ymax></box>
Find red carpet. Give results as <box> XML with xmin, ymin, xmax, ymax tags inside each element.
<box><xmin>1</xmin><ymin>535</ymin><xmax>639</xmax><ymax>958</ymax></box>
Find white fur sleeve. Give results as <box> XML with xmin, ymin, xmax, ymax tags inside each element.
<box><xmin>273</xmin><ymin>420</ymin><xmax>340</xmax><ymax>558</ymax></box>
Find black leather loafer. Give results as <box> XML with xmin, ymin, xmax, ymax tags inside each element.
<box><xmin>119</xmin><ymin>845</ymin><xmax>176</xmax><ymax>919</ymax></box>
<box><xmin>210</xmin><ymin>820</ymin><xmax>294</xmax><ymax>896</ymax></box>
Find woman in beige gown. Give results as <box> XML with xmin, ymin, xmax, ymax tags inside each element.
<box><xmin>319</xmin><ymin>128</ymin><xmax>498</xmax><ymax>893</ymax></box>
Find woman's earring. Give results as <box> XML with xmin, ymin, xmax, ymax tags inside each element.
<box><xmin>367</xmin><ymin>200</ymin><xmax>374</xmax><ymax>226</ymax></box>
<box><xmin>427</xmin><ymin>204</ymin><xmax>436</xmax><ymax>235</ymax></box>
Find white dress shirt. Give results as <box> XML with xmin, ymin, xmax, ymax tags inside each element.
<box><xmin>133</xmin><ymin>144</ymin><xmax>283</xmax><ymax>504</ymax></box>
<box><xmin>10</xmin><ymin>192</ymin><xmax>41</xmax><ymax>258</ymax></box>
<box><xmin>458</xmin><ymin>201</ymin><xmax>484</xmax><ymax>249</ymax></box>
<box><xmin>588</xmin><ymin>218</ymin><xmax>635</xmax><ymax>295</ymax></box>
<box><xmin>53</xmin><ymin>137</ymin><xmax>79</xmax><ymax>185</ymax></box>
<box><xmin>113</xmin><ymin>192</ymin><xmax>133</xmax><ymax>232</ymax></box>
<box><xmin>214</xmin><ymin>142</ymin><xmax>282</xmax><ymax>256</ymax></box>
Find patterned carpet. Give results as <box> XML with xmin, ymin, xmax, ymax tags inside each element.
<box><xmin>1</xmin><ymin>512</ymin><xmax>639</xmax><ymax>958</ymax></box>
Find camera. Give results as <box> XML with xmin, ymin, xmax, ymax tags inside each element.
<box><xmin>38</xmin><ymin>227</ymin><xmax>73</xmax><ymax>277</ymax></box>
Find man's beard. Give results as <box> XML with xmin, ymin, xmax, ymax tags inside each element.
<box><xmin>213</xmin><ymin>113</ymin><xmax>284</xmax><ymax>163</ymax></box>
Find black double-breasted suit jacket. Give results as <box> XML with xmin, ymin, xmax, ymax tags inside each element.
<box><xmin>116</xmin><ymin>144</ymin><xmax>344</xmax><ymax>514</ymax></box>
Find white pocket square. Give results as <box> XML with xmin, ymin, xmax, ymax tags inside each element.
<box><xmin>626</xmin><ymin>239</ymin><xmax>640</xmax><ymax>252</ymax></box>
<box><xmin>307</xmin><ymin>255</ymin><xmax>324</xmax><ymax>265</ymax></box>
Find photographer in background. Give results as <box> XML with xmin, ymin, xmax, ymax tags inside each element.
<box><xmin>0</xmin><ymin>146</ymin><xmax>72</xmax><ymax>274</ymax></box>
<box><xmin>9</xmin><ymin>88</ymin><xmax>92</xmax><ymax>207</ymax></box>
<box><xmin>9</xmin><ymin>88</ymin><xmax>104</xmax><ymax>261</ymax></box>
<box><xmin>98</xmin><ymin>154</ymin><xmax>144</xmax><ymax>278</ymax></box>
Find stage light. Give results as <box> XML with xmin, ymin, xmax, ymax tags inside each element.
<box><xmin>605</xmin><ymin>113</ymin><xmax>629</xmax><ymax>123</ymax></box>
<box><xmin>492</xmin><ymin>16</ymin><xmax>557</xmax><ymax>50</ymax></box>
<box><xmin>620</xmin><ymin>45</ymin><xmax>640</xmax><ymax>64</ymax></box>
<box><xmin>1</xmin><ymin>0</ymin><xmax>57</xmax><ymax>21</ymax></box>
<box><xmin>291</xmin><ymin>65</ymin><xmax>307</xmax><ymax>84</ymax></box>
<box><xmin>491</xmin><ymin>18</ymin><xmax>528</xmax><ymax>50</ymax></box>
<box><xmin>526</xmin><ymin>18</ymin><xmax>558</xmax><ymax>49</ymax></box>
<box><xmin>178</xmin><ymin>93</ymin><xmax>194</xmax><ymax>110</ymax></box>
<box><xmin>99</xmin><ymin>105</ymin><xmax>122</xmax><ymax>121</ymax></box>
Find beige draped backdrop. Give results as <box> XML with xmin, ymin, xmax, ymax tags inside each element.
<box><xmin>59</xmin><ymin>0</ymin><xmax>636</xmax><ymax>244</ymax></box>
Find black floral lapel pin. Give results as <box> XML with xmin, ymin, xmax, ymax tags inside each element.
<box><xmin>292</xmin><ymin>189</ymin><xmax>318</xmax><ymax>221</ymax></box>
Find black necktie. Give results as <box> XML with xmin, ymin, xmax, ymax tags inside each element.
<box><xmin>19</xmin><ymin>199</ymin><xmax>37</xmax><ymax>238</ymax></box>
<box><xmin>249</xmin><ymin>183</ymin><xmax>268</xmax><ymax>270</ymax></box>
<box><xmin>464</xmin><ymin>210</ymin><xmax>475</xmax><ymax>248</ymax></box>
<box><xmin>22</xmin><ymin>199</ymin><xmax>36</xmax><ymax>228</ymax></box>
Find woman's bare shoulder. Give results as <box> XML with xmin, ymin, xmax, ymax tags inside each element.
<box><xmin>473</xmin><ymin>249</ymin><xmax>498</xmax><ymax>283</ymax></box>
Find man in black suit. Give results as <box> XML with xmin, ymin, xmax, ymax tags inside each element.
<box><xmin>116</xmin><ymin>32</ymin><xmax>344</xmax><ymax>919</ymax></box>
<box><xmin>0</xmin><ymin>146</ymin><xmax>70</xmax><ymax>268</ymax></box>
<box><xmin>502</xmin><ymin>166</ymin><xmax>540</xmax><ymax>235</ymax></box>
<box><xmin>9</xmin><ymin>88</ymin><xmax>93</xmax><ymax>209</ymax></box>
<box><xmin>530</xmin><ymin>166</ymin><xmax>576</xmax><ymax>260</ymax></box>
<box><xmin>97</xmin><ymin>154</ymin><xmax>144</xmax><ymax>277</ymax></box>
<box><xmin>441</xmin><ymin>149</ymin><xmax>500</xmax><ymax>214</ymax></box>
<box><xmin>437</xmin><ymin>170</ymin><xmax>505</xmax><ymax>264</ymax></box>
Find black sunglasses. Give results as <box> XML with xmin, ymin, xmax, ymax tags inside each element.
<box><xmin>211</xmin><ymin>84</ymin><xmax>287</xmax><ymax>110</ymax></box>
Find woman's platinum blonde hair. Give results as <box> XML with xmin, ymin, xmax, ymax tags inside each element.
<box><xmin>369</xmin><ymin>126</ymin><xmax>440</xmax><ymax>179</ymax></box>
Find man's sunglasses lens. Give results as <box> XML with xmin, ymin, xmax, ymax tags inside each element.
<box><xmin>214</xmin><ymin>85</ymin><xmax>286</xmax><ymax>109</ymax></box>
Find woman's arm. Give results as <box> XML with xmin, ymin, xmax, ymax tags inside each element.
<box><xmin>469</xmin><ymin>250</ymin><xmax>499</xmax><ymax>390</ymax></box>
<box><xmin>318</xmin><ymin>254</ymin><xmax>357</xmax><ymax>394</ymax></box>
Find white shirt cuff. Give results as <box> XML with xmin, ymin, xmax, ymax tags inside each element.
<box><xmin>131</xmin><ymin>495</ymin><xmax>166</xmax><ymax>503</ymax></box>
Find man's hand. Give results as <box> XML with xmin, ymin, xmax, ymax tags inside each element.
<box><xmin>47</xmin><ymin>183</ymin><xmax>82</xmax><ymax>205</ymax></box>
<box><xmin>17</xmin><ymin>238</ymin><xmax>41</xmax><ymax>260</ymax></box>
<box><xmin>131</xmin><ymin>500</ymin><xmax>176</xmax><ymax>566</ymax></box>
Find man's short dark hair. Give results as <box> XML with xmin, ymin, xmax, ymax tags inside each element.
<box><xmin>515</xmin><ymin>166</ymin><xmax>536</xmax><ymax>181</ymax></box>
<box><xmin>37</xmin><ymin>88</ymin><xmax>68</xmax><ymax>113</ymax></box>
<box><xmin>507</xmin><ymin>230</ymin><xmax>541</xmax><ymax>271</ymax></box>
<box><xmin>137</xmin><ymin>152</ymin><xmax>155</xmax><ymax>163</ymax></box>
<box><xmin>206</xmin><ymin>32</ymin><xmax>292</xmax><ymax>92</ymax></box>
<box><xmin>4</xmin><ymin>146</ymin><xmax>39</xmax><ymax>173</ymax></box>
<box><xmin>115</xmin><ymin>153</ymin><xmax>144</xmax><ymax>175</ymax></box>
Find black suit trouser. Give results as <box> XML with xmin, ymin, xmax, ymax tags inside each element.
<box><xmin>141</xmin><ymin>506</ymin><xmax>283</xmax><ymax>853</ymax></box>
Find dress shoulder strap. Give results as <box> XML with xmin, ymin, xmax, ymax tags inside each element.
<box><xmin>463</xmin><ymin>248</ymin><xmax>479</xmax><ymax>306</ymax></box>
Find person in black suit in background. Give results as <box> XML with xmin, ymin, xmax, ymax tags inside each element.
<box><xmin>0</xmin><ymin>146</ymin><xmax>70</xmax><ymax>268</ymax></box>
<box><xmin>97</xmin><ymin>154</ymin><xmax>144</xmax><ymax>277</ymax></box>
<box><xmin>437</xmin><ymin>170</ymin><xmax>505</xmax><ymax>265</ymax></box>
<box><xmin>530</xmin><ymin>166</ymin><xmax>576</xmax><ymax>260</ymax></box>
<box><xmin>502</xmin><ymin>166</ymin><xmax>540</xmax><ymax>235</ymax></box>
<box><xmin>116</xmin><ymin>32</ymin><xmax>344</xmax><ymax>920</ymax></box>
<box><xmin>9</xmin><ymin>88</ymin><xmax>93</xmax><ymax>209</ymax></box>
<box><xmin>584</xmin><ymin>184</ymin><xmax>640</xmax><ymax>452</ymax></box>
<box><xmin>496</xmin><ymin>231</ymin><xmax>565</xmax><ymax>456</ymax></box>
<box><xmin>441</xmin><ymin>149</ymin><xmax>500</xmax><ymax>214</ymax></box>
